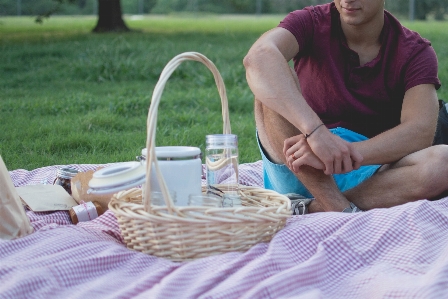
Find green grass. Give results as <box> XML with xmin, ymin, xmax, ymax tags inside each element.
<box><xmin>0</xmin><ymin>15</ymin><xmax>282</xmax><ymax>170</ymax></box>
<box><xmin>0</xmin><ymin>15</ymin><xmax>447</xmax><ymax>170</ymax></box>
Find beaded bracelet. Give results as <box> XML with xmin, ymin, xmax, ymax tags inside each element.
<box><xmin>305</xmin><ymin>123</ymin><xmax>325</xmax><ymax>140</ymax></box>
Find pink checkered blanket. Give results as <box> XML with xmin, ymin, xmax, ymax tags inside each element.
<box><xmin>2</xmin><ymin>162</ymin><xmax>448</xmax><ymax>298</ymax></box>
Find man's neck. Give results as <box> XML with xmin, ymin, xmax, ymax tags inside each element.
<box><xmin>341</xmin><ymin>13</ymin><xmax>384</xmax><ymax>48</ymax></box>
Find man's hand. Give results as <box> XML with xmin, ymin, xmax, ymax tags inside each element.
<box><xmin>284</xmin><ymin>135</ymin><xmax>325</xmax><ymax>172</ymax></box>
<box><xmin>308</xmin><ymin>129</ymin><xmax>363</xmax><ymax>174</ymax></box>
<box><xmin>284</xmin><ymin>130</ymin><xmax>363</xmax><ymax>175</ymax></box>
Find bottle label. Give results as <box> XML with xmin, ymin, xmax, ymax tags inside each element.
<box><xmin>72</xmin><ymin>202</ymin><xmax>99</xmax><ymax>222</ymax></box>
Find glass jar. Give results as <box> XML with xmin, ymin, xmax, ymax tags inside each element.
<box><xmin>150</xmin><ymin>191</ymin><xmax>177</xmax><ymax>206</ymax></box>
<box><xmin>222</xmin><ymin>194</ymin><xmax>242</xmax><ymax>207</ymax></box>
<box><xmin>188</xmin><ymin>194</ymin><xmax>222</xmax><ymax>207</ymax></box>
<box><xmin>205</xmin><ymin>134</ymin><xmax>239</xmax><ymax>198</ymax></box>
<box><xmin>54</xmin><ymin>167</ymin><xmax>78</xmax><ymax>195</ymax></box>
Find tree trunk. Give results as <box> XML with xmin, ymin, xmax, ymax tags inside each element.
<box><xmin>93</xmin><ymin>0</ymin><xmax>130</xmax><ymax>33</ymax></box>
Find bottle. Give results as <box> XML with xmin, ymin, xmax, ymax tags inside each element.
<box><xmin>69</xmin><ymin>201</ymin><xmax>103</xmax><ymax>224</ymax></box>
<box><xmin>205</xmin><ymin>134</ymin><xmax>240</xmax><ymax>199</ymax></box>
<box><xmin>54</xmin><ymin>167</ymin><xmax>79</xmax><ymax>195</ymax></box>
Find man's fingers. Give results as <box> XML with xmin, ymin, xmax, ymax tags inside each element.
<box><xmin>333</xmin><ymin>156</ymin><xmax>343</xmax><ymax>174</ymax></box>
<box><xmin>284</xmin><ymin>132</ymin><xmax>364</xmax><ymax>175</ymax></box>
<box><xmin>283</xmin><ymin>138</ymin><xmax>293</xmax><ymax>156</ymax></box>
<box><xmin>322</xmin><ymin>157</ymin><xmax>334</xmax><ymax>175</ymax></box>
<box><xmin>342</xmin><ymin>155</ymin><xmax>353</xmax><ymax>173</ymax></box>
<box><xmin>352</xmin><ymin>158</ymin><xmax>362</xmax><ymax>170</ymax></box>
<box><xmin>348</xmin><ymin>144</ymin><xmax>363</xmax><ymax>170</ymax></box>
<box><xmin>353</xmin><ymin>153</ymin><xmax>363</xmax><ymax>169</ymax></box>
<box><xmin>285</xmin><ymin>146</ymin><xmax>296</xmax><ymax>158</ymax></box>
<box><xmin>285</xmin><ymin>136</ymin><xmax>307</xmax><ymax>158</ymax></box>
<box><xmin>283</xmin><ymin>135</ymin><xmax>303</xmax><ymax>156</ymax></box>
<box><xmin>292</xmin><ymin>155</ymin><xmax>325</xmax><ymax>172</ymax></box>
<box><xmin>286</xmin><ymin>153</ymin><xmax>294</xmax><ymax>169</ymax></box>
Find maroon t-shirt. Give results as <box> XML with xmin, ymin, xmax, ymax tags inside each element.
<box><xmin>278</xmin><ymin>3</ymin><xmax>441</xmax><ymax>138</ymax></box>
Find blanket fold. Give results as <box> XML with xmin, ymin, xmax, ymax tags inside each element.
<box><xmin>0</xmin><ymin>155</ymin><xmax>33</xmax><ymax>240</ymax></box>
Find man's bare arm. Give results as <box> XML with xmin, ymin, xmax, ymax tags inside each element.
<box><xmin>284</xmin><ymin>84</ymin><xmax>439</xmax><ymax>172</ymax></box>
<box><xmin>244</xmin><ymin>28</ymin><xmax>320</xmax><ymax>133</ymax></box>
<box><xmin>244</xmin><ymin>27</ymin><xmax>362</xmax><ymax>174</ymax></box>
<box><xmin>353</xmin><ymin>84</ymin><xmax>439</xmax><ymax>165</ymax></box>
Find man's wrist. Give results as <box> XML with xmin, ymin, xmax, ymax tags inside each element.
<box><xmin>305</xmin><ymin>123</ymin><xmax>325</xmax><ymax>140</ymax></box>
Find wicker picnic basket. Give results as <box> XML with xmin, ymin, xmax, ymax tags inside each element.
<box><xmin>108</xmin><ymin>52</ymin><xmax>292</xmax><ymax>261</ymax></box>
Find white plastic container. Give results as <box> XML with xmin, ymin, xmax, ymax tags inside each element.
<box><xmin>142</xmin><ymin>146</ymin><xmax>202</xmax><ymax>207</ymax></box>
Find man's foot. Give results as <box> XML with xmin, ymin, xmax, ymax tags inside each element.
<box><xmin>342</xmin><ymin>202</ymin><xmax>364</xmax><ymax>213</ymax></box>
<box><xmin>285</xmin><ymin>193</ymin><xmax>315</xmax><ymax>215</ymax></box>
<box><xmin>285</xmin><ymin>193</ymin><xmax>364</xmax><ymax>214</ymax></box>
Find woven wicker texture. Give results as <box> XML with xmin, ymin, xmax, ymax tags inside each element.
<box><xmin>108</xmin><ymin>52</ymin><xmax>291</xmax><ymax>261</ymax></box>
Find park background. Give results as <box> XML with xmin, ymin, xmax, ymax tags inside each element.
<box><xmin>1</xmin><ymin>0</ymin><xmax>447</xmax><ymax>170</ymax></box>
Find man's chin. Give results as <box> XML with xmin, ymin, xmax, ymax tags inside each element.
<box><xmin>341</xmin><ymin>16</ymin><xmax>364</xmax><ymax>26</ymax></box>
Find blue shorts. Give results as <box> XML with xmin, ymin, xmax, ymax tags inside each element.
<box><xmin>257</xmin><ymin>127</ymin><xmax>381</xmax><ymax>197</ymax></box>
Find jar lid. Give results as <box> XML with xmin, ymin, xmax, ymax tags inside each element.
<box><xmin>87</xmin><ymin>162</ymin><xmax>146</xmax><ymax>195</ymax></box>
<box><xmin>141</xmin><ymin>146</ymin><xmax>201</xmax><ymax>160</ymax></box>
<box><xmin>57</xmin><ymin>167</ymin><xmax>79</xmax><ymax>179</ymax></box>
<box><xmin>206</xmin><ymin>134</ymin><xmax>238</xmax><ymax>148</ymax></box>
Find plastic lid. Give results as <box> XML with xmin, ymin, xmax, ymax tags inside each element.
<box><xmin>141</xmin><ymin>146</ymin><xmax>201</xmax><ymax>159</ymax></box>
<box><xmin>87</xmin><ymin>161</ymin><xmax>146</xmax><ymax>195</ymax></box>
<box><xmin>206</xmin><ymin>134</ymin><xmax>238</xmax><ymax>148</ymax></box>
<box><xmin>57</xmin><ymin>167</ymin><xmax>79</xmax><ymax>179</ymax></box>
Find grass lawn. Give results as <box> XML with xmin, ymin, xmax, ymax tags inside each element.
<box><xmin>0</xmin><ymin>15</ymin><xmax>447</xmax><ymax>171</ymax></box>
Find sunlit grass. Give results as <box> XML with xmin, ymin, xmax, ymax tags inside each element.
<box><xmin>0</xmin><ymin>15</ymin><xmax>269</xmax><ymax>170</ymax></box>
<box><xmin>0</xmin><ymin>15</ymin><xmax>447</xmax><ymax>170</ymax></box>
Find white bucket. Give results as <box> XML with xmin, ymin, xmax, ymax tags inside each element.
<box><xmin>142</xmin><ymin>146</ymin><xmax>202</xmax><ymax>206</ymax></box>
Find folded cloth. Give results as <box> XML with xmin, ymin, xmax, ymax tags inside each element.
<box><xmin>0</xmin><ymin>155</ymin><xmax>33</xmax><ymax>240</ymax></box>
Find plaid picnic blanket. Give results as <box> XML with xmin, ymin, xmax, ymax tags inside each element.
<box><xmin>1</xmin><ymin>162</ymin><xmax>448</xmax><ymax>298</ymax></box>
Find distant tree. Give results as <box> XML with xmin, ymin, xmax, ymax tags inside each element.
<box><xmin>151</xmin><ymin>0</ymin><xmax>270</xmax><ymax>14</ymax></box>
<box><xmin>386</xmin><ymin>0</ymin><xmax>447</xmax><ymax>20</ymax></box>
<box><xmin>385</xmin><ymin>0</ymin><xmax>409</xmax><ymax>16</ymax></box>
<box><xmin>423</xmin><ymin>0</ymin><xmax>447</xmax><ymax>20</ymax></box>
<box><xmin>268</xmin><ymin>0</ymin><xmax>329</xmax><ymax>14</ymax></box>
<box><xmin>37</xmin><ymin>0</ymin><xmax>157</xmax><ymax>32</ymax></box>
<box><xmin>92</xmin><ymin>0</ymin><xmax>129</xmax><ymax>32</ymax></box>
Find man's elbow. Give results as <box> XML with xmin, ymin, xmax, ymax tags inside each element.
<box><xmin>242</xmin><ymin>49</ymin><xmax>252</xmax><ymax>69</ymax></box>
<box><xmin>243</xmin><ymin>44</ymin><xmax>272</xmax><ymax>71</ymax></box>
<box><xmin>243</xmin><ymin>48</ymin><xmax>259</xmax><ymax>71</ymax></box>
<box><xmin>416</xmin><ymin>123</ymin><xmax>437</xmax><ymax>149</ymax></box>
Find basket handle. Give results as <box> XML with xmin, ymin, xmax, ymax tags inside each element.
<box><xmin>144</xmin><ymin>52</ymin><xmax>231</xmax><ymax>213</ymax></box>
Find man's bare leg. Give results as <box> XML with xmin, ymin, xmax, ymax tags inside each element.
<box><xmin>255</xmin><ymin>66</ymin><xmax>353</xmax><ymax>212</ymax></box>
<box><xmin>343</xmin><ymin>145</ymin><xmax>448</xmax><ymax>210</ymax></box>
<box><xmin>255</xmin><ymin>99</ymin><xmax>352</xmax><ymax>212</ymax></box>
<box><xmin>256</xmin><ymin>96</ymin><xmax>448</xmax><ymax>212</ymax></box>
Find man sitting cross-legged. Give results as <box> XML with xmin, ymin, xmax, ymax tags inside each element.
<box><xmin>243</xmin><ymin>0</ymin><xmax>448</xmax><ymax>213</ymax></box>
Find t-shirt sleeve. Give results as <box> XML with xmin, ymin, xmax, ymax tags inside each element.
<box><xmin>278</xmin><ymin>9</ymin><xmax>314</xmax><ymax>54</ymax></box>
<box><xmin>404</xmin><ymin>44</ymin><xmax>441</xmax><ymax>91</ymax></box>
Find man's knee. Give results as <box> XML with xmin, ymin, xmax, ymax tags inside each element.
<box><xmin>254</xmin><ymin>99</ymin><xmax>300</xmax><ymax>163</ymax></box>
<box><xmin>254</xmin><ymin>99</ymin><xmax>300</xmax><ymax>137</ymax></box>
<box><xmin>422</xmin><ymin>145</ymin><xmax>448</xmax><ymax>167</ymax></box>
<box><xmin>417</xmin><ymin>145</ymin><xmax>448</xmax><ymax>197</ymax></box>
